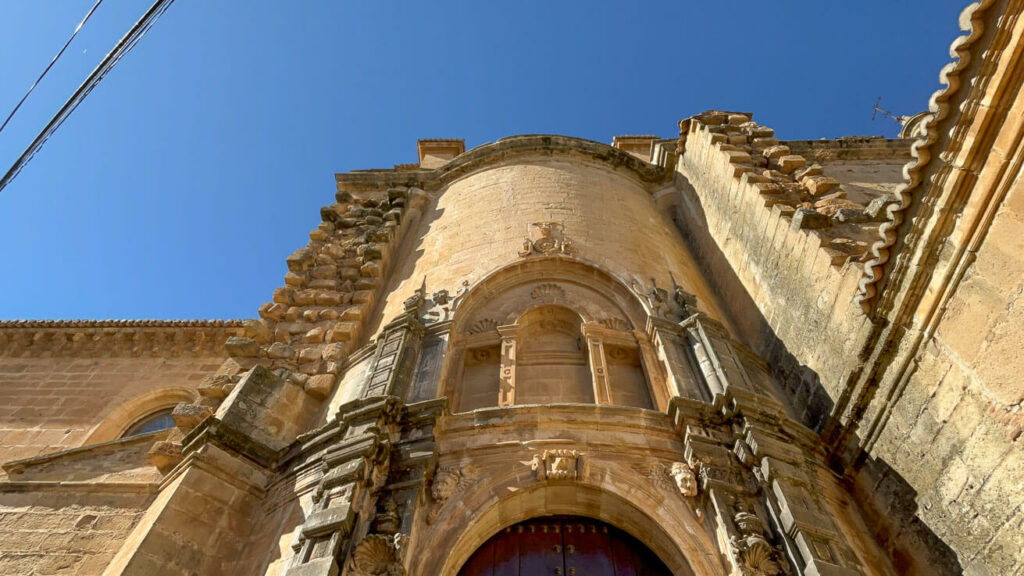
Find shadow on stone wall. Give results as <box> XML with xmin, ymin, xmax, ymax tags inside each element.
<box><xmin>669</xmin><ymin>178</ymin><xmax>834</xmax><ymax>431</ymax></box>
<box><xmin>668</xmin><ymin>179</ymin><xmax>963</xmax><ymax>575</ymax></box>
<box><xmin>855</xmin><ymin>456</ymin><xmax>963</xmax><ymax>574</ymax></box>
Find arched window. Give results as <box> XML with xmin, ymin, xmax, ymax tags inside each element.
<box><xmin>448</xmin><ymin>260</ymin><xmax>663</xmax><ymax>413</ymax></box>
<box><xmin>120</xmin><ymin>408</ymin><xmax>176</xmax><ymax>438</ymax></box>
<box><xmin>514</xmin><ymin>306</ymin><xmax>592</xmax><ymax>404</ymax></box>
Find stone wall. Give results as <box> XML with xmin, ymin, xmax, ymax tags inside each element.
<box><xmin>670</xmin><ymin>114</ymin><xmax>910</xmax><ymax>429</ymax></box>
<box><xmin>850</xmin><ymin>1</ymin><xmax>1024</xmax><ymax>571</ymax></box>
<box><xmin>0</xmin><ymin>487</ymin><xmax>153</xmax><ymax>575</ymax></box>
<box><xmin>364</xmin><ymin>139</ymin><xmax>733</xmax><ymax>339</ymax></box>
<box><xmin>0</xmin><ymin>322</ymin><xmax>239</xmax><ymax>468</ymax></box>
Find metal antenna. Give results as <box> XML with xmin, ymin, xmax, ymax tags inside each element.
<box><xmin>872</xmin><ymin>97</ymin><xmax>904</xmax><ymax>127</ymax></box>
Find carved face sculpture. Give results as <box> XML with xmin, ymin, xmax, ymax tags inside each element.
<box><xmin>431</xmin><ymin>468</ymin><xmax>460</xmax><ymax>502</ymax></box>
<box><xmin>669</xmin><ymin>462</ymin><xmax>698</xmax><ymax>497</ymax></box>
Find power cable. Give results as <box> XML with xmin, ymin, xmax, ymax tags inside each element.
<box><xmin>0</xmin><ymin>0</ymin><xmax>175</xmax><ymax>195</ymax></box>
<box><xmin>0</xmin><ymin>0</ymin><xmax>104</xmax><ymax>136</ymax></box>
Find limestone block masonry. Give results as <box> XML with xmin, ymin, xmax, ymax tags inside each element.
<box><xmin>2</xmin><ymin>2</ymin><xmax>1024</xmax><ymax>574</ymax></box>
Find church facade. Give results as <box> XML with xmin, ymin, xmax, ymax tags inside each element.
<box><xmin>1</xmin><ymin>1</ymin><xmax>1022</xmax><ymax>574</ymax></box>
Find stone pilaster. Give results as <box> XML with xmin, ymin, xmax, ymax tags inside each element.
<box><xmin>581</xmin><ymin>325</ymin><xmax>611</xmax><ymax>404</ymax></box>
<box><xmin>362</xmin><ymin>293</ymin><xmax>426</xmax><ymax>400</ymax></box>
<box><xmin>284</xmin><ymin>396</ymin><xmax>402</xmax><ymax>576</ymax></box>
<box><xmin>497</xmin><ymin>325</ymin><xmax>518</xmax><ymax>407</ymax></box>
<box><xmin>647</xmin><ymin>316</ymin><xmax>707</xmax><ymax>401</ymax></box>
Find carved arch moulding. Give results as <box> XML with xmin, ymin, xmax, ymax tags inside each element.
<box><xmin>417</xmin><ymin>458</ymin><xmax>717</xmax><ymax>576</ymax></box>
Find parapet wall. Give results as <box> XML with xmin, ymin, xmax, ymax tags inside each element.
<box><xmin>670</xmin><ymin>112</ymin><xmax>905</xmax><ymax>428</ymax></box>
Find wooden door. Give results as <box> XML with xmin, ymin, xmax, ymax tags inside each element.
<box><xmin>458</xmin><ymin>516</ymin><xmax>671</xmax><ymax>576</ymax></box>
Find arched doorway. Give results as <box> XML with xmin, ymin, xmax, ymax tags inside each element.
<box><xmin>458</xmin><ymin>516</ymin><xmax>671</xmax><ymax>576</ymax></box>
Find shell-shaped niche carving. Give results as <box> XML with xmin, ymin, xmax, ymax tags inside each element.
<box><xmin>468</xmin><ymin>318</ymin><xmax>499</xmax><ymax>335</ymax></box>
<box><xmin>351</xmin><ymin>534</ymin><xmax>401</xmax><ymax>575</ymax></box>
<box><xmin>531</xmin><ymin>283</ymin><xmax>566</xmax><ymax>301</ymax></box>
<box><xmin>600</xmin><ymin>317</ymin><xmax>630</xmax><ymax>331</ymax></box>
<box><xmin>734</xmin><ymin>535</ymin><xmax>781</xmax><ymax>575</ymax></box>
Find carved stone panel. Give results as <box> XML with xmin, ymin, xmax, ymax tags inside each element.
<box><xmin>518</xmin><ymin>221</ymin><xmax>577</xmax><ymax>257</ymax></box>
<box><xmin>529</xmin><ymin>449</ymin><xmax>584</xmax><ymax>481</ymax></box>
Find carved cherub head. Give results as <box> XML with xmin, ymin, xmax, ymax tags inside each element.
<box><xmin>431</xmin><ymin>467</ymin><xmax>460</xmax><ymax>502</ymax></box>
<box><xmin>669</xmin><ymin>462</ymin><xmax>698</xmax><ymax>497</ymax></box>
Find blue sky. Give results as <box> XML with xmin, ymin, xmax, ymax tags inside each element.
<box><xmin>0</xmin><ymin>0</ymin><xmax>969</xmax><ymax>320</ymax></box>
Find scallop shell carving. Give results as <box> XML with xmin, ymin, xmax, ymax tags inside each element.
<box><xmin>351</xmin><ymin>534</ymin><xmax>398</xmax><ymax>574</ymax></box>
<box><xmin>468</xmin><ymin>318</ymin><xmax>499</xmax><ymax>335</ymax></box>
<box><xmin>531</xmin><ymin>283</ymin><xmax>565</xmax><ymax>300</ymax></box>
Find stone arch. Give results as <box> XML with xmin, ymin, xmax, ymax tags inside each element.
<box><xmin>451</xmin><ymin>256</ymin><xmax>650</xmax><ymax>334</ymax></box>
<box><xmin>82</xmin><ymin>386</ymin><xmax>196</xmax><ymax>445</ymax></box>
<box><xmin>421</xmin><ymin>463</ymin><xmax>722</xmax><ymax>576</ymax></box>
<box><xmin>443</xmin><ymin>256</ymin><xmax>671</xmax><ymax>410</ymax></box>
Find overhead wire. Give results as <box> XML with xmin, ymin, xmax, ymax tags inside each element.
<box><xmin>0</xmin><ymin>0</ymin><xmax>176</xmax><ymax>195</ymax></box>
<box><xmin>0</xmin><ymin>0</ymin><xmax>104</xmax><ymax>136</ymax></box>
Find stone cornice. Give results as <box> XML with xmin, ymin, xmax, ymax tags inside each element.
<box><xmin>0</xmin><ymin>320</ymin><xmax>246</xmax><ymax>358</ymax></box>
<box><xmin>0</xmin><ymin>319</ymin><xmax>244</xmax><ymax>328</ymax></box>
<box><xmin>335</xmin><ymin>134</ymin><xmax>667</xmax><ymax>194</ymax></box>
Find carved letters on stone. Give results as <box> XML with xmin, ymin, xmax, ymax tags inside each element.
<box><xmin>529</xmin><ymin>449</ymin><xmax>583</xmax><ymax>481</ymax></box>
<box><xmin>518</xmin><ymin>222</ymin><xmax>577</xmax><ymax>257</ymax></box>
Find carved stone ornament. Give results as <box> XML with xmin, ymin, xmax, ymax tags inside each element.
<box><xmin>529</xmin><ymin>449</ymin><xmax>583</xmax><ymax>481</ymax></box>
<box><xmin>669</xmin><ymin>462</ymin><xmax>699</xmax><ymax>497</ymax></box>
<box><xmin>430</xmin><ymin>466</ymin><xmax>462</xmax><ymax>502</ymax></box>
<box><xmin>350</xmin><ymin>533</ymin><xmax>407</xmax><ymax>576</ymax></box>
<box><xmin>373</xmin><ymin>497</ymin><xmax>401</xmax><ymax>535</ymax></box>
<box><xmin>729</xmin><ymin>510</ymin><xmax>783</xmax><ymax>576</ymax></box>
<box><xmin>531</xmin><ymin>282</ymin><xmax>566</xmax><ymax>301</ymax></box>
<box><xmin>518</xmin><ymin>221</ymin><xmax>577</xmax><ymax>257</ymax></box>
<box><xmin>599</xmin><ymin>317</ymin><xmax>630</xmax><ymax>331</ymax></box>
<box><xmin>634</xmin><ymin>462</ymin><xmax>698</xmax><ymax>498</ymax></box>
<box><xmin>467</xmin><ymin>318</ymin><xmax>499</xmax><ymax>335</ymax></box>
<box><xmin>427</xmin><ymin>464</ymin><xmax>479</xmax><ymax>524</ymax></box>
<box><xmin>422</xmin><ymin>288</ymin><xmax>455</xmax><ymax>325</ymax></box>
<box><xmin>431</xmin><ymin>289</ymin><xmax>449</xmax><ymax>306</ymax></box>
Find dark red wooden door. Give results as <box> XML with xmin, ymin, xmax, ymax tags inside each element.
<box><xmin>458</xmin><ymin>516</ymin><xmax>671</xmax><ymax>576</ymax></box>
